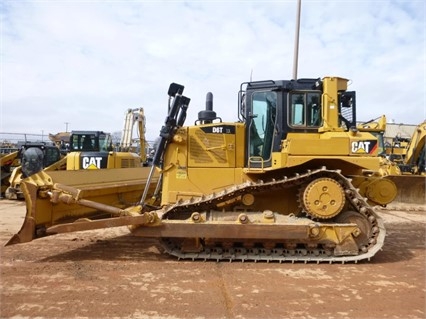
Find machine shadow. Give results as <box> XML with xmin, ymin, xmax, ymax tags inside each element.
<box><xmin>38</xmin><ymin>222</ymin><xmax>423</xmax><ymax>264</ymax></box>
<box><xmin>39</xmin><ymin>234</ymin><xmax>171</xmax><ymax>263</ymax></box>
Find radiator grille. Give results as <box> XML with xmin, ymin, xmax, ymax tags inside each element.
<box><xmin>189</xmin><ymin>130</ymin><xmax>226</xmax><ymax>164</ymax></box>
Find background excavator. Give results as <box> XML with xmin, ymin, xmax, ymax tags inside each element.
<box><xmin>67</xmin><ymin>108</ymin><xmax>150</xmax><ymax>170</ymax></box>
<box><xmin>118</xmin><ymin>108</ymin><xmax>150</xmax><ymax>166</ymax></box>
<box><xmin>8</xmin><ymin>76</ymin><xmax>409</xmax><ymax>263</ymax></box>
<box><xmin>66</xmin><ymin>130</ymin><xmax>141</xmax><ymax>170</ymax></box>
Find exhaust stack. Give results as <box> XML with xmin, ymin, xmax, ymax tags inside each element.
<box><xmin>197</xmin><ymin>92</ymin><xmax>218</xmax><ymax>124</ymax></box>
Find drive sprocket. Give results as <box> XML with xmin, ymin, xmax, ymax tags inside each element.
<box><xmin>301</xmin><ymin>177</ymin><xmax>345</xmax><ymax>219</ymax></box>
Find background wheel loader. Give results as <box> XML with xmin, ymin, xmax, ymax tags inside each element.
<box><xmin>8</xmin><ymin>76</ymin><xmax>411</xmax><ymax>263</ymax></box>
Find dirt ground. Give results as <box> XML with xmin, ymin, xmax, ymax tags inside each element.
<box><xmin>0</xmin><ymin>199</ymin><xmax>425</xmax><ymax>319</ymax></box>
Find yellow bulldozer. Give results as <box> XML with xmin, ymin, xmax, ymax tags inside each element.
<box><xmin>395</xmin><ymin>120</ymin><xmax>426</xmax><ymax>175</ymax></box>
<box><xmin>355</xmin><ymin>116</ymin><xmax>426</xmax><ymax>205</ymax></box>
<box><xmin>8</xmin><ymin>76</ymin><xmax>411</xmax><ymax>263</ymax></box>
<box><xmin>356</xmin><ymin>115</ymin><xmax>401</xmax><ymax>176</ymax></box>
<box><xmin>3</xmin><ymin>142</ymin><xmax>65</xmax><ymax>199</ymax></box>
<box><xmin>357</xmin><ymin>115</ymin><xmax>387</xmax><ymax>155</ymax></box>
<box><xmin>4</xmin><ymin>130</ymin><xmax>143</xmax><ymax>200</ymax></box>
<box><xmin>1</xmin><ymin>150</ymin><xmax>20</xmax><ymax>195</ymax></box>
<box><xmin>385</xmin><ymin>120</ymin><xmax>426</xmax><ymax>204</ymax></box>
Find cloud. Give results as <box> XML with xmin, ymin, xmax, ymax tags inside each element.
<box><xmin>1</xmin><ymin>0</ymin><xmax>425</xmax><ymax>141</ymax></box>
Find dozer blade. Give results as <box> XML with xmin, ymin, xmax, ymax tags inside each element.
<box><xmin>385</xmin><ymin>175</ymin><xmax>426</xmax><ymax>205</ymax></box>
<box><xmin>6</xmin><ymin>167</ymin><xmax>159</xmax><ymax>245</ymax></box>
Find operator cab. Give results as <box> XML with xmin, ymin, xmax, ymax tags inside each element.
<box><xmin>19</xmin><ymin>143</ymin><xmax>61</xmax><ymax>177</ymax></box>
<box><xmin>69</xmin><ymin>131</ymin><xmax>113</xmax><ymax>152</ymax></box>
<box><xmin>239</xmin><ymin>78</ymin><xmax>356</xmax><ymax>168</ymax></box>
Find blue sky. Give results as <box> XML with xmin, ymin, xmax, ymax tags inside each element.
<box><xmin>1</xmin><ymin>0</ymin><xmax>425</xmax><ymax>140</ymax></box>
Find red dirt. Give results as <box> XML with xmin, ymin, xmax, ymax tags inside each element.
<box><xmin>1</xmin><ymin>200</ymin><xmax>425</xmax><ymax>319</ymax></box>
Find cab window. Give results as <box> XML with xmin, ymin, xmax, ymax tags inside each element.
<box><xmin>71</xmin><ymin>134</ymin><xmax>98</xmax><ymax>151</ymax></box>
<box><xmin>99</xmin><ymin>134</ymin><xmax>112</xmax><ymax>152</ymax></box>
<box><xmin>289</xmin><ymin>92</ymin><xmax>321</xmax><ymax>127</ymax></box>
<box><xmin>44</xmin><ymin>148</ymin><xmax>60</xmax><ymax>166</ymax></box>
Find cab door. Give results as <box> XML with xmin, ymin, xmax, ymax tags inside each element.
<box><xmin>247</xmin><ymin>91</ymin><xmax>277</xmax><ymax>168</ymax></box>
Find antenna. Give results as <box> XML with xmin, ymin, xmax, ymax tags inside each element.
<box><xmin>292</xmin><ymin>0</ymin><xmax>302</xmax><ymax>80</ymax></box>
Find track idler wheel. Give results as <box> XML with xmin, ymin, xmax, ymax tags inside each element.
<box><xmin>301</xmin><ymin>177</ymin><xmax>345</xmax><ymax>219</ymax></box>
<box><xmin>334</xmin><ymin>210</ymin><xmax>372</xmax><ymax>249</ymax></box>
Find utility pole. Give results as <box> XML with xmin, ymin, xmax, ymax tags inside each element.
<box><xmin>64</xmin><ymin>122</ymin><xmax>70</xmax><ymax>132</ymax></box>
<box><xmin>292</xmin><ymin>0</ymin><xmax>302</xmax><ymax>80</ymax></box>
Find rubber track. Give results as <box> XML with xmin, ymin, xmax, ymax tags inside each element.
<box><xmin>160</xmin><ymin>167</ymin><xmax>385</xmax><ymax>263</ymax></box>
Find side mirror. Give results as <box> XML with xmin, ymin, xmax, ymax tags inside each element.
<box><xmin>168</xmin><ymin>83</ymin><xmax>184</xmax><ymax>97</ymax></box>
